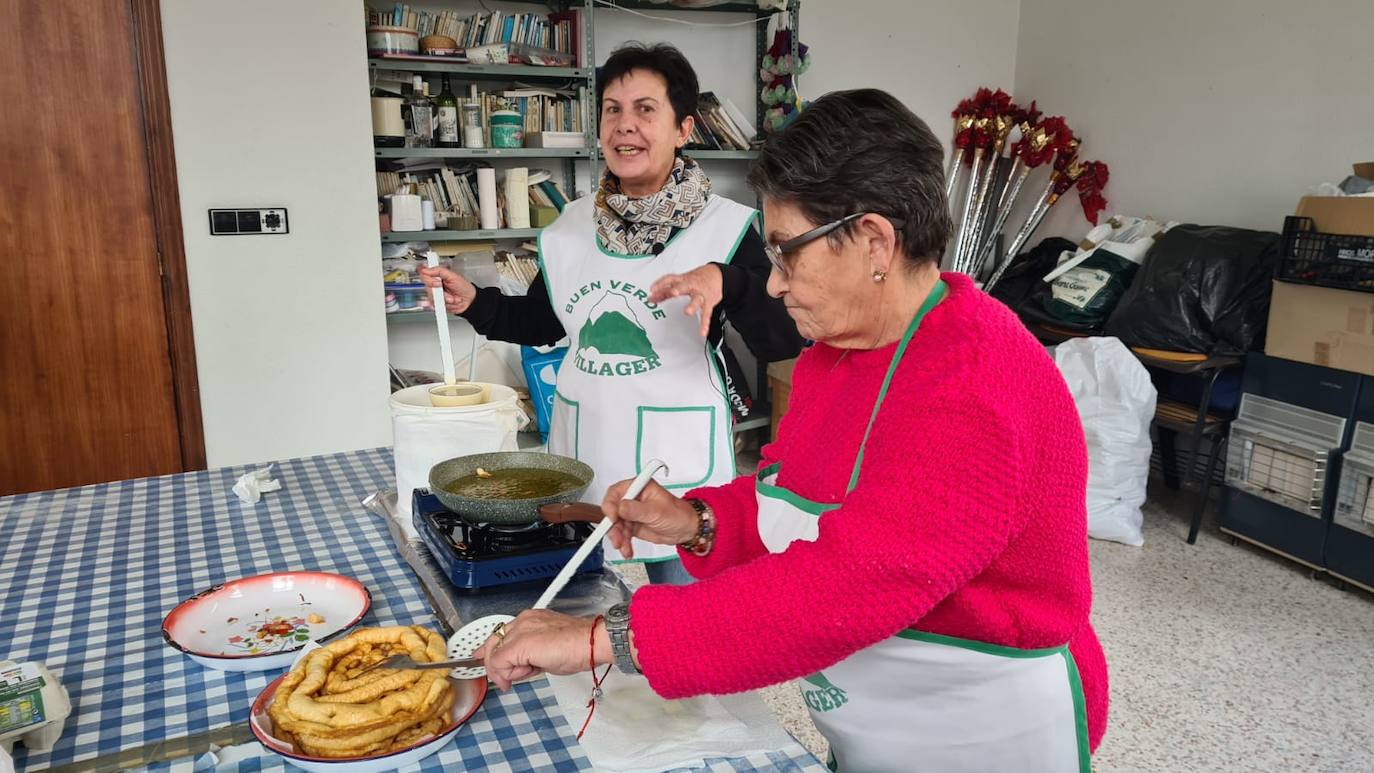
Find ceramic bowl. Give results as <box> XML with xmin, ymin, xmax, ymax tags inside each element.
<box><xmin>162</xmin><ymin>571</ymin><xmax>371</xmax><ymax>671</ymax></box>
<box><xmin>249</xmin><ymin>673</ymin><xmax>487</xmax><ymax>773</ymax></box>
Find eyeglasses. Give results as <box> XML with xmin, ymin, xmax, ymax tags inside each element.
<box><xmin>763</xmin><ymin>212</ymin><xmax>906</xmax><ymax>276</ymax></box>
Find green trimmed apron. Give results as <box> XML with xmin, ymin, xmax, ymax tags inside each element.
<box><xmin>541</xmin><ymin>194</ymin><xmax>756</xmax><ymax>562</ymax></box>
<box><xmin>755</xmin><ymin>280</ymin><xmax>1091</xmax><ymax>771</ymax></box>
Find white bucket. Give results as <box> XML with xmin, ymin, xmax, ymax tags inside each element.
<box><xmin>390</xmin><ymin>382</ymin><xmax>528</xmax><ymax>538</ymax></box>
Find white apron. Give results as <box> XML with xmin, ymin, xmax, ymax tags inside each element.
<box><xmin>539</xmin><ymin>194</ymin><xmax>756</xmax><ymax>562</ymax></box>
<box><xmin>756</xmin><ymin>280</ymin><xmax>1091</xmax><ymax>772</ymax></box>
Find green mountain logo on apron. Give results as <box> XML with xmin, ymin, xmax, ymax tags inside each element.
<box><xmin>801</xmin><ymin>672</ymin><xmax>848</xmax><ymax>713</ymax></box>
<box><xmin>573</xmin><ymin>290</ymin><xmax>663</xmax><ymax>377</ymax></box>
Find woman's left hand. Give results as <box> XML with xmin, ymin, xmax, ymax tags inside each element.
<box><xmin>473</xmin><ymin>610</ymin><xmax>603</xmax><ymax>691</ymax></box>
<box><xmin>649</xmin><ymin>264</ymin><xmax>723</xmax><ymax>337</ymax></box>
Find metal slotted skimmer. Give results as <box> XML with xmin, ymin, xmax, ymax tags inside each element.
<box><xmin>1335</xmin><ymin>423</ymin><xmax>1374</xmax><ymax>537</ymax></box>
<box><xmin>1225</xmin><ymin>394</ymin><xmax>1347</xmax><ymax>517</ymax></box>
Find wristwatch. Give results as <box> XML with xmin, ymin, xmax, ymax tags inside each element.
<box><xmin>605</xmin><ymin>603</ymin><xmax>639</xmax><ymax>674</ymax></box>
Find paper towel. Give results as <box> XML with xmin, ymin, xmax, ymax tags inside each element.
<box><xmin>545</xmin><ymin>673</ymin><xmax>797</xmax><ymax>772</ymax></box>
<box><xmin>505</xmin><ymin>167</ymin><xmax>531</xmax><ymax>229</ymax></box>
<box><xmin>232</xmin><ymin>465</ymin><xmax>282</xmax><ymax>504</ymax></box>
<box><xmin>477</xmin><ymin>168</ymin><xmax>500</xmax><ymax>229</ymax></box>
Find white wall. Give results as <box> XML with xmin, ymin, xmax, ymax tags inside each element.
<box><xmin>161</xmin><ymin>0</ymin><xmax>393</xmax><ymax>468</ymax></box>
<box><xmin>1014</xmin><ymin>0</ymin><xmax>1374</xmax><ymax>241</ymax></box>
<box><xmin>803</xmin><ymin>0</ymin><xmax>1022</xmax><ymax>151</ymax></box>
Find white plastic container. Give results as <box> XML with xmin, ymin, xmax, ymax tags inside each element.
<box><xmin>389</xmin><ymin>194</ymin><xmax>424</xmax><ymax>232</ymax></box>
<box><xmin>365</xmin><ymin>26</ymin><xmax>420</xmax><ymax>56</ymax></box>
<box><xmin>390</xmin><ymin>382</ymin><xmax>528</xmax><ymax>536</ymax></box>
<box><xmin>0</xmin><ymin>661</ymin><xmax>71</xmax><ymax>755</ymax></box>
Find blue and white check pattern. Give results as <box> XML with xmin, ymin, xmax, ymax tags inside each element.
<box><xmin>0</xmin><ymin>449</ymin><xmax>825</xmax><ymax>772</ymax></box>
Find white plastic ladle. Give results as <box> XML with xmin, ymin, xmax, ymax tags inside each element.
<box><xmin>446</xmin><ymin>459</ymin><xmax>669</xmax><ymax>679</ymax></box>
<box><xmin>425</xmin><ymin>251</ymin><xmax>457</xmax><ymax>386</ymax></box>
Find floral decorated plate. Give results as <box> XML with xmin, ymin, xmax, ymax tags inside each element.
<box><xmin>162</xmin><ymin>571</ymin><xmax>371</xmax><ymax>672</ymax></box>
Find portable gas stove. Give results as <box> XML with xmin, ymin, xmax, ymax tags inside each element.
<box><xmin>412</xmin><ymin>489</ymin><xmax>604</xmax><ymax>592</ymax></box>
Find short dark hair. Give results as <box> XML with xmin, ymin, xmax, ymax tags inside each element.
<box><xmin>748</xmin><ymin>89</ymin><xmax>953</xmax><ymax>266</ymax></box>
<box><xmin>597</xmin><ymin>43</ymin><xmax>699</xmax><ymax>126</ymax></box>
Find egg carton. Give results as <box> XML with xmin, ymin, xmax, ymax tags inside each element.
<box><xmin>0</xmin><ymin>661</ymin><xmax>70</xmax><ymax>755</ymax></box>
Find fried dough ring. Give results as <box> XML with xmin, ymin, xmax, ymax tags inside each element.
<box><xmin>273</xmin><ymin>626</ymin><xmax>448</xmax><ymax>729</ymax></box>
<box><xmin>292</xmin><ymin>685</ymin><xmax>456</xmax><ymax>757</ymax></box>
<box><xmin>267</xmin><ymin>625</ymin><xmax>456</xmax><ymax>756</ymax></box>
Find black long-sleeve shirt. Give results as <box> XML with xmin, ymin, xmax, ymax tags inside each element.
<box><xmin>461</xmin><ymin>227</ymin><xmax>804</xmax><ymax>362</ymax></box>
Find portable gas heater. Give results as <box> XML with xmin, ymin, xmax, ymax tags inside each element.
<box><xmin>1219</xmin><ymin>354</ymin><xmax>1359</xmax><ymax>567</ymax></box>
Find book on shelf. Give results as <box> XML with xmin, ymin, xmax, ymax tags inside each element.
<box><xmin>381</xmin><ymin>163</ymin><xmax>572</xmax><ymax>229</ymax></box>
<box><xmin>685</xmin><ymin>91</ymin><xmax>757</xmax><ymax>152</ymax></box>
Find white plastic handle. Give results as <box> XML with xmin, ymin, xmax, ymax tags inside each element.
<box><xmin>426</xmin><ymin>251</ymin><xmax>457</xmax><ymax>385</ymax></box>
<box><xmin>532</xmin><ymin>459</ymin><xmax>668</xmax><ymax>611</ymax></box>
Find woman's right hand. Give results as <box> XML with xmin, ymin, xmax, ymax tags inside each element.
<box><xmin>600</xmin><ymin>478</ymin><xmax>700</xmax><ymax>559</ymax></box>
<box><xmin>418</xmin><ymin>265</ymin><xmax>478</xmax><ymax>314</ymax></box>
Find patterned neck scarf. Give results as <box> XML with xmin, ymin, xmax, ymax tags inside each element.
<box><xmin>594</xmin><ymin>155</ymin><xmax>711</xmax><ymax>255</ymax></box>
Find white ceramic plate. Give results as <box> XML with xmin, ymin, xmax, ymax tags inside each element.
<box><xmin>162</xmin><ymin>571</ymin><xmax>371</xmax><ymax>672</ymax></box>
<box><xmin>249</xmin><ymin>672</ymin><xmax>487</xmax><ymax>773</ymax></box>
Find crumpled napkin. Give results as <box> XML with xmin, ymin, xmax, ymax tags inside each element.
<box><xmin>232</xmin><ymin>465</ymin><xmax>283</xmax><ymax>504</ymax></box>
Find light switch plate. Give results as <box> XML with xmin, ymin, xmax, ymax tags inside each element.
<box><xmin>208</xmin><ymin>208</ymin><xmax>289</xmax><ymax>235</ymax></box>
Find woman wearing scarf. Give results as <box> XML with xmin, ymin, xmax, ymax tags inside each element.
<box><xmin>421</xmin><ymin>43</ymin><xmax>802</xmax><ymax>584</ymax></box>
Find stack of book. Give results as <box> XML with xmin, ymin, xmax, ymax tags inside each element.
<box><xmin>686</xmin><ymin>92</ymin><xmax>757</xmax><ymax>151</ymax></box>
<box><xmin>366</xmin><ymin>5</ymin><xmax>584</xmax><ymax>66</ymax></box>
<box><xmin>500</xmin><ymin>87</ymin><xmax>586</xmax><ymax>139</ymax></box>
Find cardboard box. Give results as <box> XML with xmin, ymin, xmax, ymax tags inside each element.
<box><xmin>1266</xmin><ymin>281</ymin><xmax>1374</xmax><ymax>376</ymax></box>
<box><xmin>1294</xmin><ymin>163</ymin><xmax>1374</xmax><ymax>237</ymax></box>
<box><xmin>766</xmin><ymin>358</ymin><xmax>797</xmax><ymax>443</ymax></box>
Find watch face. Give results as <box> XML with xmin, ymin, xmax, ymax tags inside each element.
<box><xmin>606</xmin><ymin>603</ymin><xmax>630</xmax><ymax>625</ymax></box>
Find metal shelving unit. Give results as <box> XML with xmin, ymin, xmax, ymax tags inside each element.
<box><xmin>375</xmin><ymin>146</ymin><xmax>590</xmax><ymax>159</ymax></box>
<box><xmin>686</xmin><ymin>149</ymin><xmax>759</xmax><ymax>161</ymax></box>
<box><xmin>374</xmin><ymin>0</ymin><xmax>799</xmax><ymax>439</ymax></box>
<box><xmin>382</xmin><ymin>227</ymin><xmax>541</xmax><ymax>243</ymax></box>
<box><xmin>369</xmin><ymin>59</ymin><xmax>589</xmax><ymax>80</ymax></box>
<box><xmin>386</xmin><ymin>311</ymin><xmax>459</xmax><ymax>324</ymax></box>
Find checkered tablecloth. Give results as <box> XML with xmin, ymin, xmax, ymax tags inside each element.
<box><xmin>0</xmin><ymin>448</ymin><xmax>825</xmax><ymax>772</ymax></box>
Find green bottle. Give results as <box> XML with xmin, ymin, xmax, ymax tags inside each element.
<box><xmin>436</xmin><ymin>74</ymin><xmax>460</xmax><ymax>147</ymax></box>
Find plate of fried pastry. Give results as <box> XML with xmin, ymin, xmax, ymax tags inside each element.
<box><xmin>250</xmin><ymin>625</ymin><xmax>486</xmax><ymax>772</ymax></box>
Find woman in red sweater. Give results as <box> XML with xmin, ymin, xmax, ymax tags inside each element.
<box><xmin>479</xmin><ymin>89</ymin><xmax>1108</xmax><ymax>771</ymax></box>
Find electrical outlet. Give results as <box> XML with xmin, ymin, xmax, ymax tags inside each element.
<box><xmin>208</xmin><ymin>208</ymin><xmax>289</xmax><ymax>235</ymax></box>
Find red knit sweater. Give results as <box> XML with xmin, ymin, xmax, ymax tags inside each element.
<box><xmin>628</xmin><ymin>273</ymin><xmax>1108</xmax><ymax>750</ymax></box>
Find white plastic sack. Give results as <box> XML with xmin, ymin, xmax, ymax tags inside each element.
<box><xmin>390</xmin><ymin>382</ymin><xmax>528</xmax><ymax>539</ymax></box>
<box><xmin>1053</xmin><ymin>337</ymin><xmax>1157</xmax><ymax>546</ymax></box>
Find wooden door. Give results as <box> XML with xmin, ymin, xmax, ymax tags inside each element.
<box><xmin>0</xmin><ymin>0</ymin><xmax>202</xmax><ymax>495</ymax></box>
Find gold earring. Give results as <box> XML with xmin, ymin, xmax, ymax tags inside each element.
<box><xmin>872</xmin><ymin>270</ymin><xmax>887</xmax><ymax>282</ymax></box>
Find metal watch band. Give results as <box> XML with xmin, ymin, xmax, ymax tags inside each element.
<box><xmin>605</xmin><ymin>603</ymin><xmax>639</xmax><ymax>674</ymax></box>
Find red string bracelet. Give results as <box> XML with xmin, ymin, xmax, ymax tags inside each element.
<box><xmin>577</xmin><ymin>614</ymin><xmax>612</xmax><ymax>740</ymax></box>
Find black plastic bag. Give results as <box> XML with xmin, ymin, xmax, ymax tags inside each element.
<box><xmin>1103</xmin><ymin>225</ymin><xmax>1279</xmax><ymax>355</ymax></box>
<box><xmin>988</xmin><ymin>237</ymin><xmax>1076</xmax><ymax>314</ymax></box>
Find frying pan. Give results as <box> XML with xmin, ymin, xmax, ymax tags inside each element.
<box><xmin>427</xmin><ymin>451</ymin><xmax>595</xmax><ymax>526</ymax></box>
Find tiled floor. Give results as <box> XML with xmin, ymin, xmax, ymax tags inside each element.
<box><xmin>637</xmin><ymin>471</ymin><xmax>1374</xmax><ymax>771</ymax></box>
